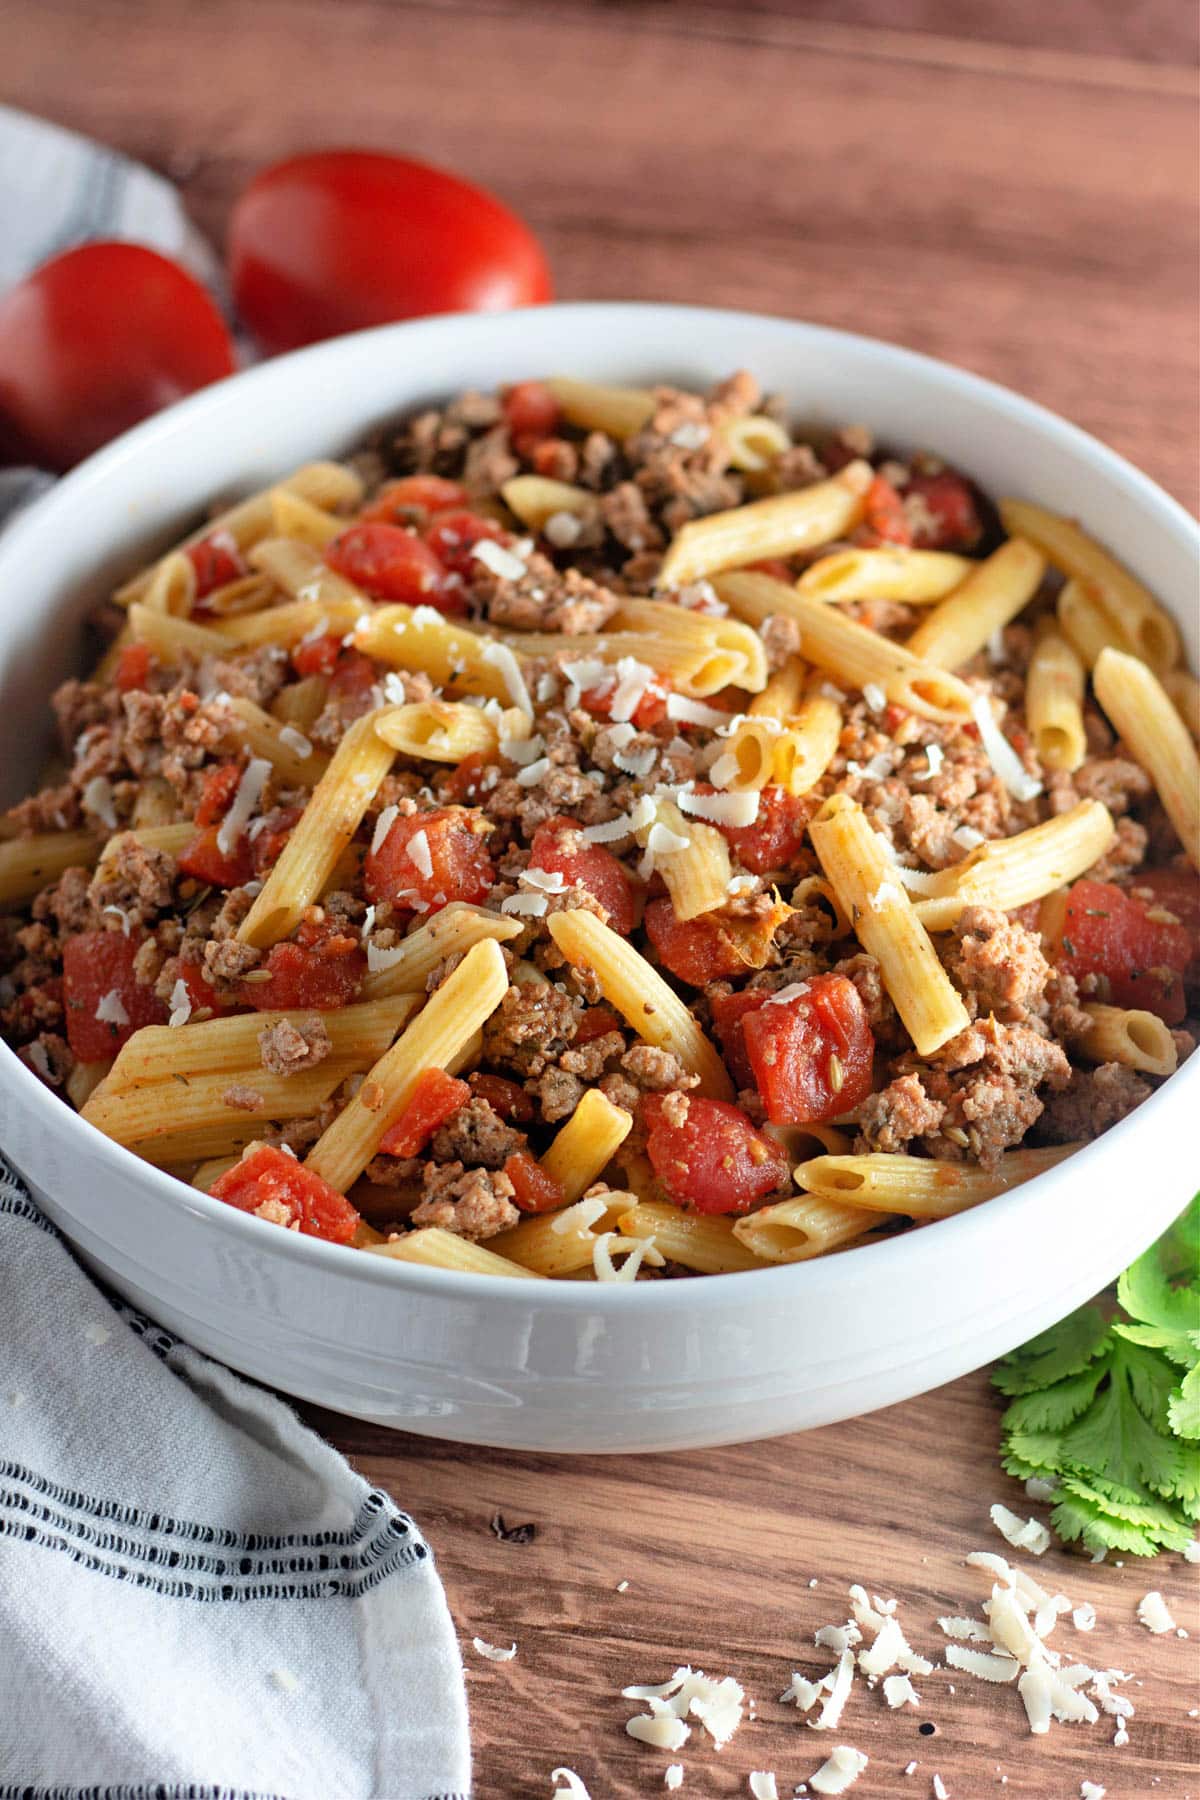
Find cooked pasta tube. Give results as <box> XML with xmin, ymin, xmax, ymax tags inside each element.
<box><xmin>354</xmin><ymin>607</ymin><xmax>521</xmax><ymax>704</ymax></box>
<box><xmin>1093</xmin><ymin>648</ymin><xmax>1199</xmax><ymax>868</ymax></box>
<box><xmin>82</xmin><ymin>1060</ymin><xmax>355</xmax><ymax>1151</ymax></box>
<box><xmin>616</xmin><ymin>1200</ymin><xmax>766</xmax><ymax>1275</ymax></box>
<box><xmin>190</xmin><ymin>1155</ymin><xmax>241</xmax><ymax>1192</ymax></box>
<box><xmin>501</xmin><ymin>629</ymin><xmax>753</xmax><ymax>699</ymax></box>
<box><xmin>540</xmin><ymin>1089</ymin><xmax>633</xmax><ymax>1203</ymax></box>
<box><xmin>1163</xmin><ymin>668</ymin><xmax>1200</xmax><ymax>741</ymax></box>
<box><xmin>731</xmin><ymin>1193</ymin><xmax>885</xmax><ymax>1262</ymax></box>
<box><xmin>772</xmin><ymin>696</ymin><xmax>842</xmax><ymax>796</ymax></box>
<box><xmin>115</xmin><ymin>461</ymin><xmax>363</xmax><ymax>605</ymax></box>
<box><xmin>911</xmin><ymin>799</ymin><xmax>1116</xmax><ymax>931</ymax></box>
<box><xmin>657</xmin><ymin>462</ymin><xmax>872</xmax><ymax>587</ymax></box>
<box><xmin>237</xmin><ymin>710</ymin><xmax>396</xmax><ymax>948</ymax></box>
<box><xmin>1056</xmin><ymin>577</ymin><xmax>1138</xmax><ymax>668</ymax></box>
<box><xmin>905</xmin><ymin>538</ymin><xmax>1046</xmax><ymax>669</ymax></box>
<box><xmin>140</xmin><ymin>552</ymin><xmax>196</xmax><ymax>618</ymax></box>
<box><xmin>717</xmin><ymin>413</ymin><xmax>791</xmax><ymax>472</ymax></box>
<box><xmin>610</xmin><ymin>599</ymin><xmax>769</xmax><ymax>694</ymax></box>
<box><xmin>1025</xmin><ymin>623</ymin><xmax>1087</xmax><ymax>773</ymax></box>
<box><xmin>269</xmin><ymin>486</ymin><xmax>346</xmax><ymax>548</ymax></box>
<box><xmin>546</xmin><ymin>909</ymin><xmax>734</xmax><ymax>1099</ymax></box>
<box><xmin>199</xmin><ymin>573</ymin><xmax>278</xmax><ymax>619</ymax></box>
<box><xmin>714</xmin><ymin>571</ymin><xmax>973</xmax><ymax>724</ymax></box>
<box><xmin>1068</xmin><ymin>1003</ymin><xmax>1177</xmax><ymax>1077</ymax></box>
<box><xmin>130</xmin><ymin>777</ymin><xmax>181</xmax><ymax>829</ymax></box>
<box><xmin>762</xmin><ymin>1121</ymin><xmax>854</xmax><ymax>1163</ymax></box>
<box><xmin>365</xmin><ymin>1228</ymin><xmax>544</xmax><ymax>1278</ymax></box>
<box><xmin>213</xmin><ymin>594</ymin><xmax>369</xmax><ymax>651</ymax></box>
<box><xmin>104</xmin><ymin>994</ymin><xmax>421</xmax><ymax>1091</ymax></box>
<box><xmin>790</xmin><ymin>874</ymin><xmax>852</xmax><ymax>939</ymax></box>
<box><xmin>546</xmin><ymin>376</ymin><xmax>656</xmax><ymax>439</ymax></box>
<box><xmin>490</xmin><ymin>1191</ymin><xmax>634</xmax><ymax>1277</ymax></box>
<box><xmin>798</xmin><ymin>547</ymin><xmax>974</xmax><ymax>605</ymax></box>
<box><xmin>0</xmin><ymin>830</ymin><xmax>101</xmax><ymax>905</ymax></box>
<box><xmin>500</xmin><ymin>475</ymin><xmax>597</xmax><ymax>531</ymax></box>
<box><xmin>713</xmin><ymin>716</ymin><xmax>785</xmax><ymax>791</ymax></box>
<box><xmin>136</xmin><ymin>1124</ymin><xmax>280</xmax><ymax>1168</ymax></box>
<box><xmin>304</xmin><ymin>938</ymin><xmax>509</xmax><ymax>1193</ymax></box>
<box><xmin>749</xmin><ymin>656</ymin><xmax>807</xmax><ymax>723</ymax></box>
<box><xmin>223</xmin><ymin>695</ymin><xmax>330</xmax><ymax>786</ymax></box>
<box><xmin>360</xmin><ymin>902</ymin><xmax>523</xmax><ymax>1001</ymax></box>
<box><xmin>809</xmin><ymin>794</ymin><xmax>970</xmax><ymax>1056</ymax></box>
<box><xmin>1000</xmin><ymin>498</ymin><xmax>1180</xmax><ymax>672</ymax></box>
<box><xmin>373</xmin><ymin>700</ymin><xmax>499</xmax><ymax>764</ymax></box>
<box><xmin>95</xmin><ymin>822</ymin><xmax>196</xmax><ymax>875</ymax></box>
<box><xmin>65</xmin><ymin>1058</ymin><xmax>113</xmax><ymax>1111</ymax></box>
<box><xmin>637</xmin><ymin>796</ymin><xmax>733</xmax><ymax>918</ymax></box>
<box><xmin>128</xmin><ymin>603</ymin><xmax>228</xmax><ymax>662</ymax></box>
<box><xmin>272</xmin><ymin>674</ymin><xmax>329</xmax><ymax>734</ymax></box>
<box><xmin>793</xmin><ymin>1145</ymin><xmax>1081</xmax><ymax>1217</ymax></box>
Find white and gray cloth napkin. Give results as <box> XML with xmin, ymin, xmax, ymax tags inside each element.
<box><xmin>0</xmin><ymin>107</ymin><xmax>472</xmax><ymax>1798</ymax></box>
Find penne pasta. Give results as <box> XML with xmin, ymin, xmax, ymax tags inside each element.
<box><xmin>546</xmin><ymin>909</ymin><xmax>734</xmax><ymax>1099</ymax></box>
<box><xmin>0</xmin><ymin>830</ymin><xmax>101</xmax><ymax>905</ymax></box>
<box><xmin>657</xmin><ymin>462</ymin><xmax>873</xmax><ymax>587</ymax></box>
<box><xmin>810</xmin><ymin>793</ymin><xmax>970</xmax><ymax>1055</ymax></box>
<box><xmin>732</xmin><ymin>1193</ymin><xmax>885</xmax><ymax>1262</ymax></box>
<box><xmin>772</xmin><ymin>695</ymin><xmax>842</xmax><ymax>797</ymax></box>
<box><xmin>272</xmin><ymin>674</ymin><xmax>329</xmax><ymax>734</ymax></box>
<box><xmin>911</xmin><ymin>799</ymin><xmax>1115</xmax><ymax>931</ymax></box>
<box><xmin>65</xmin><ymin>1058</ymin><xmax>113</xmax><ymax>1111</ymax></box>
<box><xmin>546</xmin><ymin>375</ymin><xmax>656</xmax><ymax>439</ymax></box>
<box><xmin>373</xmin><ymin>700</ymin><xmax>499</xmax><ymax>764</ymax></box>
<box><xmin>500</xmin><ymin>475</ymin><xmax>597</xmax><ymax>531</ymax></box>
<box><xmin>223</xmin><ymin>695</ymin><xmax>330</xmax><ymax>787</ymax></box>
<box><xmin>637</xmin><ymin>795</ymin><xmax>733</xmax><ymax>919</ymax></box>
<box><xmin>714</xmin><ymin>570</ymin><xmax>973</xmax><ymax>724</ymax></box>
<box><xmin>610</xmin><ymin>599</ymin><xmax>770</xmax><ymax>694</ymax></box>
<box><xmin>1000</xmin><ymin>498</ymin><xmax>1180</xmax><ymax>672</ymax></box>
<box><xmin>793</xmin><ymin>1145</ymin><xmax>1081</xmax><ymax>1218</ymax></box>
<box><xmin>269</xmin><ymin>486</ymin><xmax>346</xmax><ymax>548</ymax></box>
<box><xmin>1069</xmin><ymin>1002</ymin><xmax>1177</xmax><ymax>1078</ymax></box>
<box><xmin>905</xmin><ymin>538</ymin><xmax>1046</xmax><ymax>670</ymax></box>
<box><xmin>1092</xmin><ymin>648</ymin><xmax>1200</xmax><ymax>869</ymax></box>
<box><xmin>501</xmin><ymin>628</ymin><xmax>758</xmax><ymax>699</ymax></box>
<box><xmin>540</xmin><ymin>1090</ymin><xmax>634</xmax><ymax>1203</ymax></box>
<box><xmin>1163</xmin><ymin>667</ymin><xmax>1200</xmax><ymax>741</ymax></box>
<box><xmin>365</xmin><ymin>1227</ymin><xmax>544</xmax><ymax>1278</ymax></box>
<box><xmin>304</xmin><ymin>938</ymin><xmax>509</xmax><ymax>1193</ymax></box>
<box><xmin>128</xmin><ymin>603</ymin><xmax>229</xmax><ymax>663</ymax></box>
<box><xmin>712</xmin><ymin>715</ymin><xmax>786</xmax><ymax>792</ymax></box>
<box><xmin>790</xmin><ymin>873</ymin><xmax>853</xmax><ymax>939</ymax></box>
<box><xmin>190</xmin><ymin>1155</ymin><xmax>241</xmax><ymax>1192</ymax></box>
<box><xmin>360</xmin><ymin>902</ymin><xmax>523</xmax><ymax>1001</ymax></box>
<box><xmin>798</xmin><ymin>547</ymin><xmax>974</xmax><ymax>605</ymax></box>
<box><xmin>213</xmin><ymin>594</ymin><xmax>368</xmax><ymax>651</ymax></box>
<box><xmin>237</xmin><ymin>709</ymin><xmax>396</xmax><ymax>948</ymax></box>
<box><xmin>1025</xmin><ymin>623</ymin><xmax>1087</xmax><ymax>773</ymax></box>
<box><xmin>82</xmin><ymin>1060</ymin><xmax>355</xmax><ymax>1151</ymax></box>
<box><xmin>717</xmin><ymin>413</ymin><xmax>791</xmax><ymax>472</ymax></box>
<box><xmin>1055</xmin><ymin>577</ymin><xmax>1138</xmax><ymax>669</ymax></box>
<box><xmin>140</xmin><ymin>552</ymin><xmax>197</xmax><ymax>619</ymax></box>
<box><xmin>749</xmin><ymin>656</ymin><xmax>807</xmax><ymax>724</ymax></box>
<box><xmin>616</xmin><ymin>1200</ymin><xmax>766</xmax><ymax>1275</ymax></box>
<box><xmin>490</xmin><ymin>1190</ymin><xmax>634</xmax><ymax>1276</ymax></box>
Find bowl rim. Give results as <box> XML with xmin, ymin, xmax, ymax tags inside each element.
<box><xmin>1</xmin><ymin>298</ymin><xmax>1197</xmax><ymax>1309</ymax></box>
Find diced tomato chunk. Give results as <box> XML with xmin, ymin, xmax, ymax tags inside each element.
<box><xmin>364</xmin><ymin>807</ymin><xmax>494</xmax><ymax>912</ymax></box>
<box><xmin>115</xmin><ymin>642</ymin><xmax>153</xmax><ymax>693</ymax></box>
<box><xmin>573</xmin><ymin>1003</ymin><xmax>623</xmax><ymax>1045</ymax></box>
<box><xmin>178</xmin><ymin>824</ymin><xmax>254</xmax><ymax>890</ymax></box>
<box><xmin>359</xmin><ymin>475</ymin><xmax>468</xmax><ymax>523</ymax></box>
<box><xmin>195</xmin><ymin>761</ymin><xmax>243</xmax><ymax>827</ymax></box>
<box><xmin>1129</xmin><ymin>866</ymin><xmax>1200</xmax><ymax>964</ymax></box>
<box><xmin>531</xmin><ymin>437</ymin><xmax>575</xmax><ymax>478</ymax></box>
<box><xmin>423</xmin><ymin>509</ymin><xmax>509</xmax><ymax>582</ymax></box>
<box><xmin>1050</xmin><ymin>876</ymin><xmax>1194</xmax><ymax>1024</ymax></box>
<box><xmin>710</xmin><ymin>987</ymin><xmax>772</xmax><ymax>1089</ymax></box>
<box><xmin>528</xmin><ymin>816</ymin><xmax>638</xmax><ymax>935</ymax></box>
<box><xmin>504</xmin><ymin>1150</ymin><xmax>565</xmax><ymax>1214</ymax></box>
<box><xmin>713</xmin><ymin>784</ymin><xmax>812</xmax><ymax>875</ymax></box>
<box><xmin>503</xmin><ymin>380</ymin><xmax>560</xmax><ymax>449</ymax></box>
<box><xmin>211</xmin><ymin>1144</ymin><xmax>360</xmax><ymax>1244</ymax></box>
<box><xmin>176</xmin><ymin>961</ymin><xmax>233</xmax><ymax>1018</ymax></box>
<box><xmin>440</xmin><ymin>751</ymin><xmax>494</xmax><ymax>805</ymax></box>
<box><xmin>644</xmin><ymin>897</ymin><xmax>744</xmax><ymax>986</ymax></box>
<box><xmin>742</xmin><ymin>973</ymin><xmax>874</xmax><ymax>1124</ymax></box>
<box><xmin>378</xmin><ymin>1068</ymin><xmax>470</xmax><ymax>1158</ymax></box>
<box><xmin>187</xmin><ymin>530</ymin><xmax>247</xmax><ymax>598</ymax></box>
<box><xmin>643</xmin><ymin>1093</ymin><xmax>789</xmax><ymax>1215</ymax></box>
<box><xmin>291</xmin><ymin>632</ymin><xmax>343</xmax><ymax>678</ymax></box>
<box><xmin>61</xmin><ymin>928</ymin><xmax>167</xmax><ymax>1059</ymax></box>
<box><xmin>326</xmin><ymin>521</ymin><xmax>455</xmax><ymax>609</ymax></box>
<box><xmin>856</xmin><ymin>474</ymin><xmax>912</xmax><ymax>547</ymax></box>
<box><xmin>580</xmin><ymin>673</ymin><xmax>670</xmax><ymax>731</ymax></box>
<box><xmin>327</xmin><ymin>649</ymin><xmax>379</xmax><ymax>710</ymax></box>
<box><xmin>240</xmin><ymin>912</ymin><xmax>366</xmax><ymax>1012</ymax></box>
<box><xmin>903</xmin><ymin>467</ymin><xmax>982</xmax><ymax>551</ymax></box>
<box><xmin>249</xmin><ymin>804</ymin><xmax>302</xmax><ymax>875</ymax></box>
<box><xmin>469</xmin><ymin>1071</ymin><xmax>534</xmax><ymax>1123</ymax></box>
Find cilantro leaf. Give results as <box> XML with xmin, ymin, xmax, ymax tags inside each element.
<box><xmin>1168</xmin><ymin>1363</ymin><xmax>1200</xmax><ymax>1441</ymax></box>
<box><xmin>1050</xmin><ymin>1491</ymin><xmax>1168</xmax><ymax>1557</ymax></box>
<box><xmin>992</xmin><ymin>1305</ymin><xmax>1109</xmax><ymax>1396</ymax></box>
<box><xmin>999</xmin><ymin>1354</ymin><xmax>1112</xmax><ymax>1436</ymax></box>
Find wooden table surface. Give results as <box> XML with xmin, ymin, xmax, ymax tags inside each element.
<box><xmin>5</xmin><ymin>3</ymin><xmax>1197</xmax><ymax>1794</ymax></box>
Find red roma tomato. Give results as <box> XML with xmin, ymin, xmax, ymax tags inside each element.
<box><xmin>178</xmin><ymin>825</ymin><xmax>254</xmax><ymax>890</ymax></box>
<box><xmin>378</xmin><ymin>1068</ymin><xmax>470</xmax><ymax>1158</ymax></box>
<box><xmin>580</xmin><ymin>674</ymin><xmax>671</xmax><ymax>731</ymax></box>
<box><xmin>643</xmin><ymin>897</ymin><xmax>744</xmax><ymax>987</ymax></box>
<box><xmin>176</xmin><ymin>961</ymin><xmax>232</xmax><ymax>1018</ymax></box>
<box><xmin>643</xmin><ymin>1093</ymin><xmax>789</xmax><ymax>1215</ymax></box>
<box><xmin>229</xmin><ymin>150</ymin><xmax>552</xmax><ymax>356</ymax></box>
<box><xmin>0</xmin><ymin>242</ymin><xmax>235</xmax><ymax>471</ymax></box>
<box><xmin>241</xmin><ymin>913</ymin><xmax>366</xmax><ymax>1012</ymax></box>
<box><xmin>468</xmin><ymin>1071</ymin><xmax>535</xmax><ymax>1123</ymax></box>
<box><xmin>857</xmin><ymin>474</ymin><xmax>912</xmax><ymax>547</ymax></box>
<box><xmin>365</xmin><ymin>808</ymin><xmax>494</xmax><ymax>912</ymax></box>
<box><xmin>716</xmin><ymin>785</ymin><xmax>812</xmax><ymax>876</ymax></box>
<box><xmin>504</xmin><ymin>1150</ymin><xmax>565</xmax><ymax>1214</ymax></box>
<box><xmin>423</xmin><ymin>509</ymin><xmax>509</xmax><ymax>582</ymax></box>
<box><xmin>61</xmin><ymin>929</ymin><xmax>167</xmax><ymax>1059</ymax></box>
<box><xmin>573</xmin><ymin>1003</ymin><xmax>623</xmax><ymax>1045</ymax></box>
<box><xmin>1050</xmin><ymin>877</ymin><xmax>1193</xmax><ymax>1024</ymax></box>
<box><xmin>325</xmin><ymin>522</ymin><xmax>453</xmax><ymax>608</ymax></box>
<box><xmin>440</xmin><ymin>751</ymin><xmax>494</xmax><ymax>805</ymax></box>
<box><xmin>211</xmin><ymin>1144</ymin><xmax>361</xmax><ymax>1244</ymax></box>
<box><xmin>291</xmin><ymin>632</ymin><xmax>343</xmax><ymax>678</ymax></box>
<box><xmin>528</xmin><ymin>817</ymin><xmax>638</xmax><ymax>935</ymax></box>
<box><xmin>250</xmin><ymin>805</ymin><xmax>303</xmax><ymax>875</ymax></box>
<box><xmin>195</xmin><ymin>762</ymin><xmax>243</xmax><ymax>827</ymax></box>
<box><xmin>709</xmin><ymin>987</ymin><xmax>772</xmax><ymax>1089</ymax></box>
<box><xmin>742</xmin><ymin>973</ymin><xmax>874</xmax><ymax>1125</ymax></box>
<box><xmin>187</xmin><ymin>531</ymin><xmax>247</xmax><ymax>598</ymax></box>
<box><xmin>327</xmin><ymin>650</ymin><xmax>380</xmax><ymax>712</ymax></box>
<box><xmin>903</xmin><ymin>467</ymin><xmax>982</xmax><ymax>550</ymax></box>
<box><xmin>115</xmin><ymin>643</ymin><xmax>154</xmax><ymax>694</ymax></box>
<box><xmin>360</xmin><ymin>475</ymin><xmax>468</xmax><ymax>524</ymax></box>
<box><xmin>503</xmin><ymin>380</ymin><xmax>560</xmax><ymax>456</ymax></box>
<box><xmin>1129</xmin><ymin>866</ymin><xmax>1200</xmax><ymax>958</ymax></box>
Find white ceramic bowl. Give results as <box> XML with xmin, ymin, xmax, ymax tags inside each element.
<box><xmin>1</xmin><ymin>304</ymin><xmax>1195</xmax><ymax>1451</ymax></box>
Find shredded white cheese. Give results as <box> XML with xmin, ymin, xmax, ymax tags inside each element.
<box><xmin>952</xmin><ymin>824</ymin><xmax>986</xmax><ymax>851</ymax></box>
<box><xmin>646</xmin><ymin>820</ymin><xmax>690</xmax><ymax>857</ymax></box>
<box><xmin>471</xmin><ymin>538</ymin><xmax>527</xmax><ymax>581</ymax></box>
<box><xmin>543</xmin><ymin>509</ymin><xmax>583</xmax><ymax>548</ymax></box>
<box><xmin>481</xmin><ymin>640</ymin><xmax>533</xmax><ymax>715</ymax></box>
<box><xmin>808</xmin><ymin>1745</ymin><xmax>869</xmax><ymax>1795</ymax></box>
<box><xmin>882</xmin><ymin>1674</ymin><xmax>919</xmax><ymax>1708</ymax></box>
<box><xmin>1080</xmin><ymin>1784</ymin><xmax>1106</xmax><ymax>1800</ymax></box>
<box><xmin>551</xmin><ymin>1769</ymin><xmax>591</xmax><ymax>1799</ymax></box>
<box><xmin>1135</xmin><ymin>1591</ymin><xmax>1176</xmax><ymax>1635</ymax></box>
<box><xmin>767</xmin><ymin>981</ymin><xmax>812</xmax><ymax>1006</ymax></box>
<box><xmin>102</xmin><ymin>904</ymin><xmax>133</xmax><ymax>937</ymax></box>
<box><xmin>707</xmin><ymin>752</ymin><xmax>741</xmax><ymax>790</ymax></box>
<box><xmin>664</xmin><ymin>1766</ymin><xmax>683</xmax><ymax>1791</ymax></box>
<box><xmin>501</xmin><ymin>731</ymin><xmax>546</xmax><ymax>766</ymax></box>
<box><xmin>81</xmin><ymin>775</ymin><xmax>118</xmax><ymax>830</ymax></box>
<box><xmin>614</xmin><ymin>745</ymin><xmax>659</xmax><ymax>779</ymax></box>
<box><xmin>522</xmin><ymin>866</ymin><xmax>568</xmax><ymax>894</ymax></box>
<box><xmin>675</xmin><ymin>783</ymin><xmax>759</xmax><ymax>828</ymax></box>
<box><xmin>1024</xmin><ymin>1476</ymin><xmax>1058</xmax><ymax>1503</ymax></box>
<box><xmin>366</xmin><ymin>940</ymin><xmax>411</xmax><ymax>973</ymax></box>
<box><xmin>1071</xmin><ymin>1603</ymin><xmax>1096</xmax><ymax>1633</ymax></box>
<box><xmin>405</xmin><ymin>829</ymin><xmax>434</xmax><ymax>880</ymax></box>
<box><xmin>500</xmin><ymin>892</ymin><xmax>549</xmax><ymax>918</ymax></box>
<box><xmin>868</xmin><ymin>880</ymin><xmax>904</xmax><ymax>911</ymax></box>
<box><xmin>1181</xmin><ymin>1539</ymin><xmax>1200</xmax><ymax>1564</ymax></box>
<box><xmin>278</xmin><ymin>724</ymin><xmax>312</xmax><ymax>758</ymax></box>
<box><xmin>93</xmin><ymin>989</ymin><xmax>129</xmax><ymax>1028</ymax></box>
<box><xmin>561</xmin><ymin>658</ymin><xmax>611</xmax><ymax>709</ymax></box>
<box><xmin>167</xmin><ymin>979</ymin><xmax>192</xmax><ymax>1028</ymax></box>
<box><xmin>809</xmin><ymin>1648</ymin><xmax>856</xmax><ymax>1731</ymax></box>
<box><xmin>217</xmin><ymin>757</ymin><xmax>272</xmax><ymax>856</ymax></box>
<box><xmin>943</xmin><ymin>1645</ymin><xmax>1019</xmax><ymax>1683</ymax></box>
<box><xmin>749</xmin><ymin>1775</ymin><xmax>779</xmax><ymax>1800</ymax></box>
<box><xmin>516</xmin><ymin>756</ymin><xmax>552</xmax><ymax>788</ymax></box>
<box><xmin>970</xmin><ymin>694</ymin><xmax>1042</xmax><ymax>802</ymax></box>
<box><xmin>609</xmin><ymin>657</ymin><xmax>657</xmax><ymax>724</ymax></box>
<box><xmin>471</xmin><ymin>1637</ymin><xmax>517</xmax><ymax>1662</ymax></box>
<box><xmin>990</xmin><ymin>1503</ymin><xmax>1051</xmax><ymax>1556</ymax></box>
<box><xmin>593</xmin><ymin>1232</ymin><xmax>663</xmax><ymax>1283</ymax></box>
<box><xmin>932</xmin><ymin>1776</ymin><xmax>949</xmax><ymax>1800</ymax></box>
<box><xmin>667</xmin><ymin>694</ymin><xmax>732</xmax><ymax>728</ymax></box>
<box><xmin>669</xmin><ymin>421</ymin><xmax>710</xmax><ymax>450</ymax></box>
<box><xmin>550</xmin><ymin>1196</ymin><xmax>609</xmax><ymax>1237</ymax></box>
<box><xmin>623</xmin><ymin>1667</ymin><xmax>744</xmax><ymax>1752</ymax></box>
<box><xmin>862</xmin><ymin>682</ymin><xmax>887</xmax><ymax>714</ymax></box>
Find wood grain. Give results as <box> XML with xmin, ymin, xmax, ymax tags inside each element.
<box><xmin>3</xmin><ymin>5</ymin><xmax>1196</xmax><ymax>1793</ymax></box>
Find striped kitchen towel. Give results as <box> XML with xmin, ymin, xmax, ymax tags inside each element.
<box><xmin>0</xmin><ymin>1159</ymin><xmax>471</xmax><ymax>1800</ymax></box>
